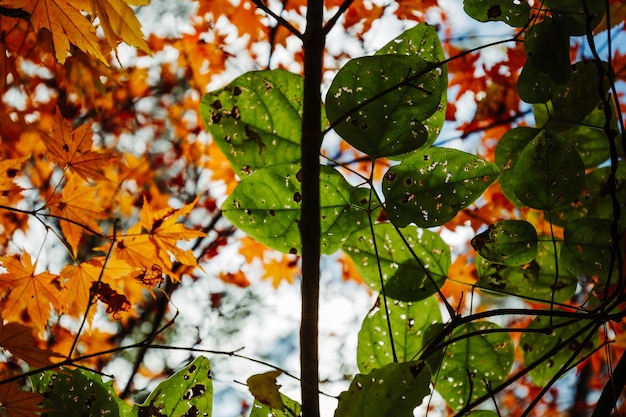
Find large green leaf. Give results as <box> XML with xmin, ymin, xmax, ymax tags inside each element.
<box><xmin>512</xmin><ymin>130</ymin><xmax>585</xmax><ymax>210</ymax></box>
<box><xmin>326</xmin><ymin>54</ymin><xmax>444</xmax><ymax>158</ymax></box>
<box><xmin>436</xmin><ymin>322</ymin><xmax>514</xmax><ymax>412</ymax></box>
<box><xmin>463</xmin><ymin>0</ymin><xmax>531</xmax><ymax>27</ymax></box>
<box><xmin>517</xmin><ymin>63</ymin><xmax>555</xmax><ymax>104</ymax></box>
<box><xmin>222</xmin><ymin>164</ymin><xmax>352</xmax><ymax>255</ymax></box>
<box><xmin>524</xmin><ymin>18</ymin><xmax>571</xmax><ymax>84</ymax></box>
<box><xmin>200</xmin><ymin>69</ymin><xmax>303</xmax><ymax>175</ymax></box>
<box><xmin>382</xmin><ymin>147</ymin><xmax>499</xmax><ymax>227</ymax></box>
<box><xmin>543</xmin><ymin>0</ymin><xmax>606</xmax><ymax>35</ymax></box>
<box><xmin>476</xmin><ymin>240</ymin><xmax>578</xmax><ymax>303</ymax></box>
<box><xmin>471</xmin><ymin>220</ymin><xmax>538</xmax><ymax>266</ymax></box>
<box><xmin>561</xmin><ymin>218</ymin><xmax>615</xmax><ymax>277</ymax></box>
<box><xmin>131</xmin><ymin>356</ymin><xmax>213</xmax><ymax>417</ymax></box>
<box><xmin>342</xmin><ymin>223</ymin><xmax>450</xmax><ymax>292</ymax></box>
<box><xmin>357</xmin><ymin>296</ymin><xmax>442</xmax><ymax>373</ymax></box>
<box><xmin>521</xmin><ymin>316</ymin><xmax>596</xmax><ymax>386</ymax></box>
<box><xmin>335</xmin><ymin>361</ymin><xmax>431</xmax><ymax>417</ymax></box>
<box><xmin>32</xmin><ymin>367</ymin><xmax>131</xmax><ymax>417</ymax></box>
<box><xmin>495</xmin><ymin>126</ymin><xmax>539</xmax><ymax>206</ymax></box>
<box><xmin>376</xmin><ymin>23</ymin><xmax>447</xmax><ymax>150</ymax></box>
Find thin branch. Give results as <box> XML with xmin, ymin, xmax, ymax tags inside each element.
<box><xmin>250</xmin><ymin>0</ymin><xmax>304</xmax><ymax>40</ymax></box>
<box><xmin>322</xmin><ymin>0</ymin><xmax>355</xmax><ymax>35</ymax></box>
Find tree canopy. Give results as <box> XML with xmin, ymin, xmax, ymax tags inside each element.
<box><xmin>0</xmin><ymin>0</ymin><xmax>625</xmax><ymax>416</ymax></box>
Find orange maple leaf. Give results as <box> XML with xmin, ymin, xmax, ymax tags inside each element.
<box><xmin>0</xmin><ymin>319</ymin><xmax>63</xmax><ymax>367</ymax></box>
<box><xmin>262</xmin><ymin>255</ymin><xmax>299</xmax><ymax>288</ymax></box>
<box><xmin>90</xmin><ymin>0</ymin><xmax>150</xmax><ymax>55</ymax></box>
<box><xmin>139</xmin><ymin>195</ymin><xmax>207</xmax><ymax>269</ymax></box>
<box><xmin>218</xmin><ymin>271</ymin><xmax>251</xmax><ymax>288</ymax></box>
<box><xmin>44</xmin><ymin>107</ymin><xmax>116</xmax><ymax>181</ymax></box>
<box><xmin>48</xmin><ymin>173</ymin><xmax>108</xmax><ymax>255</ymax></box>
<box><xmin>0</xmin><ymin>157</ymin><xmax>26</xmax><ymax>202</ymax></box>
<box><xmin>0</xmin><ymin>0</ymin><xmax>106</xmax><ymax>63</ymax></box>
<box><xmin>239</xmin><ymin>236</ymin><xmax>267</xmax><ymax>263</ymax></box>
<box><xmin>338</xmin><ymin>252</ymin><xmax>365</xmax><ymax>285</ymax></box>
<box><xmin>0</xmin><ymin>381</ymin><xmax>43</xmax><ymax>417</ymax></box>
<box><xmin>0</xmin><ymin>253</ymin><xmax>62</xmax><ymax>330</ymax></box>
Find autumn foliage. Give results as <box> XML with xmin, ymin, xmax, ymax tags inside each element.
<box><xmin>0</xmin><ymin>0</ymin><xmax>624</xmax><ymax>416</ymax></box>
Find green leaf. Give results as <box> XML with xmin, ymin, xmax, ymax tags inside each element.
<box><xmin>463</xmin><ymin>0</ymin><xmax>531</xmax><ymax>27</ymax></box>
<box><xmin>512</xmin><ymin>130</ymin><xmax>585</xmax><ymax>210</ymax></box>
<box><xmin>200</xmin><ymin>69</ymin><xmax>303</xmax><ymax>175</ymax></box>
<box><xmin>463</xmin><ymin>412</ymin><xmax>500</xmax><ymax>417</ymax></box>
<box><xmin>561</xmin><ymin>218</ymin><xmax>615</xmax><ymax>277</ymax></box>
<box><xmin>521</xmin><ymin>316</ymin><xmax>596</xmax><ymax>386</ymax></box>
<box><xmin>326</xmin><ymin>54</ymin><xmax>444</xmax><ymax>158</ymax></box>
<box><xmin>495</xmin><ymin>126</ymin><xmax>540</xmax><ymax>206</ymax></box>
<box><xmin>31</xmin><ymin>368</ymin><xmax>131</xmax><ymax>417</ymax></box>
<box><xmin>342</xmin><ymin>223</ymin><xmax>450</xmax><ymax>292</ymax></box>
<box><xmin>335</xmin><ymin>361</ymin><xmax>431</xmax><ymax>417</ymax></box>
<box><xmin>437</xmin><ymin>321</ymin><xmax>514</xmax><ymax>412</ymax></box>
<box><xmin>357</xmin><ymin>296</ymin><xmax>442</xmax><ymax>373</ymax></box>
<box><xmin>543</xmin><ymin>0</ymin><xmax>606</xmax><ymax>35</ymax></box>
<box><xmin>476</xmin><ymin>240</ymin><xmax>578</xmax><ymax>303</ymax></box>
<box><xmin>471</xmin><ymin>220</ymin><xmax>538</xmax><ymax>266</ymax></box>
<box><xmin>517</xmin><ymin>63</ymin><xmax>555</xmax><ymax>104</ymax></box>
<box><xmin>222</xmin><ymin>164</ymin><xmax>352</xmax><ymax>255</ymax></box>
<box><xmin>376</xmin><ymin>23</ymin><xmax>447</xmax><ymax>150</ymax></box>
<box><xmin>382</xmin><ymin>147</ymin><xmax>499</xmax><ymax>228</ymax></box>
<box><xmin>525</xmin><ymin>18</ymin><xmax>571</xmax><ymax>84</ymax></box>
<box><xmin>349</xmin><ymin>186</ymin><xmax>383</xmax><ymax>231</ymax></box>
<box><xmin>250</xmin><ymin>393</ymin><xmax>301</xmax><ymax>417</ymax></box>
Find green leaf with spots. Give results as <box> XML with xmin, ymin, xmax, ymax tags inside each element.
<box><xmin>349</xmin><ymin>186</ymin><xmax>383</xmax><ymax>231</ymax></box>
<box><xmin>376</xmin><ymin>23</ymin><xmax>447</xmax><ymax>150</ymax></box>
<box><xmin>250</xmin><ymin>393</ymin><xmax>301</xmax><ymax>417</ymax></box>
<box><xmin>495</xmin><ymin>127</ymin><xmax>539</xmax><ymax>206</ymax></box>
<box><xmin>326</xmin><ymin>54</ymin><xmax>444</xmax><ymax>158</ymax></box>
<box><xmin>476</xmin><ymin>240</ymin><xmax>578</xmax><ymax>303</ymax></box>
<box><xmin>357</xmin><ymin>296</ymin><xmax>442</xmax><ymax>373</ymax></box>
<box><xmin>131</xmin><ymin>356</ymin><xmax>212</xmax><ymax>417</ymax></box>
<box><xmin>436</xmin><ymin>322</ymin><xmax>514</xmax><ymax>412</ymax></box>
<box><xmin>382</xmin><ymin>147</ymin><xmax>499</xmax><ymax>228</ymax></box>
<box><xmin>517</xmin><ymin>62</ymin><xmax>555</xmax><ymax>103</ymax></box>
<box><xmin>200</xmin><ymin>69</ymin><xmax>303</xmax><ymax>176</ymax></box>
<box><xmin>521</xmin><ymin>317</ymin><xmax>596</xmax><ymax>386</ymax></box>
<box><xmin>31</xmin><ymin>368</ymin><xmax>131</xmax><ymax>417</ymax></box>
<box><xmin>471</xmin><ymin>220</ymin><xmax>538</xmax><ymax>266</ymax></box>
<box><xmin>524</xmin><ymin>18</ymin><xmax>571</xmax><ymax>84</ymax></box>
<box><xmin>463</xmin><ymin>0</ymin><xmax>531</xmax><ymax>27</ymax></box>
<box><xmin>222</xmin><ymin>164</ymin><xmax>352</xmax><ymax>255</ymax></box>
<box><xmin>512</xmin><ymin>130</ymin><xmax>585</xmax><ymax>210</ymax></box>
<box><xmin>561</xmin><ymin>218</ymin><xmax>616</xmax><ymax>277</ymax></box>
<box><xmin>342</xmin><ymin>223</ymin><xmax>450</xmax><ymax>292</ymax></box>
<box><xmin>335</xmin><ymin>361</ymin><xmax>431</xmax><ymax>417</ymax></box>
<box><xmin>543</xmin><ymin>0</ymin><xmax>606</xmax><ymax>35</ymax></box>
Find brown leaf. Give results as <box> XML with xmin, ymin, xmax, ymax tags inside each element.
<box><xmin>247</xmin><ymin>370</ymin><xmax>284</xmax><ymax>411</ymax></box>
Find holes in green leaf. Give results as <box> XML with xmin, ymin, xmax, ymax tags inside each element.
<box><xmin>463</xmin><ymin>0</ymin><xmax>531</xmax><ymax>27</ymax></box>
<box><xmin>471</xmin><ymin>220</ymin><xmax>538</xmax><ymax>266</ymax></box>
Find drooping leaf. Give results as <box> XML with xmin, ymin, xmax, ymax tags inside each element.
<box><xmin>200</xmin><ymin>69</ymin><xmax>304</xmax><ymax>175</ymax></box>
<box><xmin>521</xmin><ymin>316</ymin><xmax>596</xmax><ymax>386</ymax></box>
<box><xmin>561</xmin><ymin>218</ymin><xmax>616</xmax><ymax>277</ymax></box>
<box><xmin>436</xmin><ymin>321</ymin><xmax>514</xmax><ymax>412</ymax></box>
<box><xmin>31</xmin><ymin>367</ymin><xmax>132</xmax><ymax>417</ymax></box>
<box><xmin>376</xmin><ymin>23</ymin><xmax>447</xmax><ymax>149</ymax></box>
<box><xmin>132</xmin><ymin>356</ymin><xmax>213</xmax><ymax>417</ymax></box>
<box><xmin>0</xmin><ymin>0</ymin><xmax>106</xmax><ymax>63</ymax></box>
<box><xmin>476</xmin><ymin>240</ymin><xmax>578</xmax><ymax>303</ymax></box>
<box><xmin>247</xmin><ymin>370</ymin><xmax>284</xmax><ymax>411</ymax></box>
<box><xmin>335</xmin><ymin>361</ymin><xmax>431</xmax><ymax>417</ymax></box>
<box><xmin>382</xmin><ymin>147</ymin><xmax>499</xmax><ymax>227</ymax></box>
<box><xmin>342</xmin><ymin>223</ymin><xmax>450</xmax><ymax>292</ymax></box>
<box><xmin>471</xmin><ymin>220</ymin><xmax>538</xmax><ymax>266</ymax></box>
<box><xmin>524</xmin><ymin>18</ymin><xmax>571</xmax><ymax>84</ymax></box>
<box><xmin>512</xmin><ymin>130</ymin><xmax>585</xmax><ymax>210</ymax></box>
<box><xmin>0</xmin><ymin>253</ymin><xmax>62</xmax><ymax>330</ymax></box>
<box><xmin>463</xmin><ymin>0</ymin><xmax>531</xmax><ymax>27</ymax></box>
<box><xmin>221</xmin><ymin>164</ymin><xmax>352</xmax><ymax>255</ymax></box>
<box><xmin>326</xmin><ymin>54</ymin><xmax>444</xmax><ymax>158</ymax></box>
<box><xmin>357</xmin><ymin>296</ymin><xmax>441</xmax><ymax>373</ymax></box>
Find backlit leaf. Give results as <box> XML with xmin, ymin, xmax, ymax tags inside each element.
<box><xmin>382</xmin><ymin>147</ymin><xmax>499</xmax><ymax>227</ymax></box>
<box><xmin>464</xmin><ymin>0</ymin><xmax>531</xmax><ymax>27</ymax></box>
<box><xmin>0</xmin><ymin>381</ymin><xmax>44</xmax><ymax>417</ymax></box>
<box><xmin>335</xmin><ymin>361</ymin><xmax>431</xmax><ymax>417</ymax></box>
<box><xmin>0</xmin><ymin>320</ymin><xmax>63</xmax><ymax>367</ymax></box>
<box><xmin>437</xmin><ymin>321</ymin><xmax>514</xmax><ymax>411</ymax></box>
<box><xmin>200</xmin><ymin>69</ymin><xmax>303</xmax><ymax>175</ymax></box>
<box><xmin>561</xmin><ymin>218</ymin><xmax>615</xmax><ymax>277</ymax></box>
<box><xmin>249</xmin><ymin>393</ymin><xmax>301</xmax><ymax>417</ymax></box>
<box><xmin>221</xmin><ymin>164</ymin><xmax>352</xmax><ymax>255</ymax></box>
<box><xmin>247</xmin><ymin>370</ymin><xmax>284</xmax><ymax>411</ymax></box>
<box><xmin>471</xmin><ymin>220</ymin><xmax>538</xmax><ymax>266</ymax></box>
<box><xmin>495</xmin><ymin>126</ymin><xmax>539</xmax><ymax>206</ymax></box>
<box><xmin>91</xmin><ymin>0</ymin><xmax>150</xmax><ymax>54</ymax></box>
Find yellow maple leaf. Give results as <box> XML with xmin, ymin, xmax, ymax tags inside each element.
<box><xmin>0</xmin><ymin>0</ymin><xmax>106</xmax><ymax>63</ymax></box>
<box><xmin>90</xmin><ymin>0</ymin><xmax>150</xmax><ymax>54</ymax></box>
<box><xmin>48</xmin><ymin>173</ymin><xmax>109</xmax><ymax>255</ymax></box>
<box><xmin>239</xmin><ymin>236</ymin><xmax>267</xmax><ymax>263</ymax></box>
<box><xmin>0</xmin><ymin>253</ymin><xmax>62</xmax><ymax>330</ymax></box>
<box><xmin>262</xmin><ymin>256</ymin><xmax>299</xmax><ymax>289</ymax></box>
